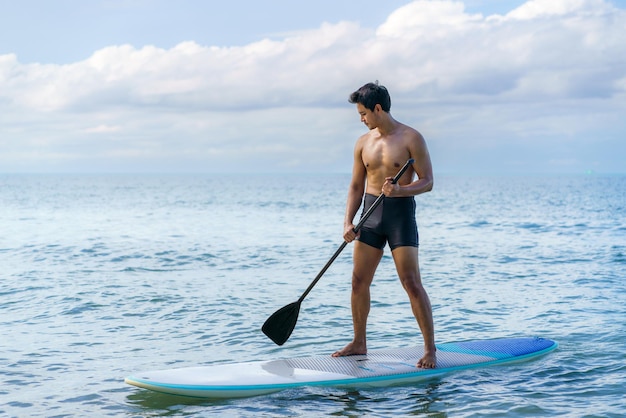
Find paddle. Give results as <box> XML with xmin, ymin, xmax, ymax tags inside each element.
<box><xmin>262</xmin><ymin>158</ymin><xmax>415</xmax><ymax>346</ymax></box>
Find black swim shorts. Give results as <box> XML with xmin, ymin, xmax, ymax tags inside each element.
<box><xmin>357</xmin><ymin>193</ymin><xmax>419</xmax><ymax>250</ymax></box>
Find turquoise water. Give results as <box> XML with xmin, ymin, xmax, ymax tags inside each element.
<box><xmin>1</xmin><ymin>174</ymin><xmax>624</xmax><ymax>417</ymax></box>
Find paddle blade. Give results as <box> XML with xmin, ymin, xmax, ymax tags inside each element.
<box><xmin>262</xmin><ymin>301</ymin><xmax>301</xmax><ymax>346</ymax></box>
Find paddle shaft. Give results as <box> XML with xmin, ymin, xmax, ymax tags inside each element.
<box><xmin>297</xmin><ymin>158</ymin><xmax>415</xmax><ymax>302</ymax></box>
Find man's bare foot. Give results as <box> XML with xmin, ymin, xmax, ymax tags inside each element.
<box><xmin>332</xmin><ymin>341</ymin><xmax>367</xmax><ymax>357</ymax></box>
<box><xmin>417</xmin><ymin>350</ymin><xmax>437</xmax><ymax>369</ymax></box>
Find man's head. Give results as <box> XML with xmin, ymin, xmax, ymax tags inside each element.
<box><xmin>348</xmin><ymin>82</ymin><xmax>391</xmax><ymax>112</ymax></box>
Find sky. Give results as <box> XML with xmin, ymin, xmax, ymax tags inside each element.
<box><xmin>1</xmin><ymin>0</ymin><xmax>625</xmax><ymax>174</ymax></box>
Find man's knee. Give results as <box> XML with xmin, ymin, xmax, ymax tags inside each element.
<box><xmin>399</xmin><ymin>273</ymin><xmax>423</xmax><ymax>295</ymax></box>
<box><xmin>351</xmin><ymin>272</ymin><xmax>372</xmax><ymax>293</ymax></box>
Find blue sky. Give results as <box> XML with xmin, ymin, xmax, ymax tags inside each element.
<box><xmin>1</xmin><ymin>0</ymin><xmax>625</xmax><ymax>174</ymax></box>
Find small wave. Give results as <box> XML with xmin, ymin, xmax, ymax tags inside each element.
<box><xmin>468</xmin><ymin>220</ymin><xmax>490</xmax><ymax>228</ymax></box>
<box><xmin>120</xmin><ymin>266</ymin><xmax>186</xmax><ymax>272</ymax></box>
<box><xmin>61</xmin><ymin>301</ymin><xmax>106</xmax><ymax>316</ymax></box>
<box><xmin>516</xmin><ymin>222</ymin><xmax>546</xmax><ymax>230</ymax></box>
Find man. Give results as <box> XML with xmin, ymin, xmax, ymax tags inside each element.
<box><xmin>332</xmin><ymin>82</ymin><xmax>436</xmax><ymax>369</ymax></box>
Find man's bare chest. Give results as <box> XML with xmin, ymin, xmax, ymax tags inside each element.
<box><xmin>361</xmin><ymin>138</ymin><xmax>410</xmax><ymax>169</ymax></box>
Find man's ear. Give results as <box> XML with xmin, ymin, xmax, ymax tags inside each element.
<box><xmin>374</xmin><ymin>104</ymin><xmax>383</xmax><ymax>113</ymax></box>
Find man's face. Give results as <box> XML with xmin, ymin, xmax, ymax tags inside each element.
<box><xmin>356</xmin><ymin>103</ymin><xmax>377</xmax><ymax>130</ymax></box>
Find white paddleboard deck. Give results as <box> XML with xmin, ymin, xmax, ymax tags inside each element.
<box><xmin>125</xmin><ymin>337</ymin><xmax>557</xmax><ymax>399</ymax></box>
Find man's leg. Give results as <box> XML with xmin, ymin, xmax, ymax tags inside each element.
<box><xmin>332</xmin><ymin>241</ymin><xmax>383</xmax><ymax>357</ymax></box>
<box><xmin>391</xmin><ymin>246</ymin><xmax>437</xmax><ymax>368</ymax></box>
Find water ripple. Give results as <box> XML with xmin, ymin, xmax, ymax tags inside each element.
<box><xmin>0</xmin><ymin>174</ymin><xmax>624</xmax><ymax>416</ymax></box>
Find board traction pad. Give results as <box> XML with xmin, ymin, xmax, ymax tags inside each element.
<box><xmin>267</xmin><ymin>337</ymin><xmax>555</xmax><ymax>379</ymax></box>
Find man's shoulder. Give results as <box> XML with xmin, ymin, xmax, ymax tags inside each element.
<box><xmin>398</xmin><ymin>122</ymin><xmax>422</xmax><ymax>135</ymax></box>
<box><xmin>397</xmin><ymin>123</ymin><xmax>424</xmax><ymax>143</ymax></box>
<box><xmin>356</xmin><ymin>129</ymin><xmax>377</xmax><ymax>145</ymax></box>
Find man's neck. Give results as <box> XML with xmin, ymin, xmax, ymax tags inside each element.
<box><xmin>376</xmin><ymin>114</ymin><xmax>398</xmax><ymax>136</ymax></box>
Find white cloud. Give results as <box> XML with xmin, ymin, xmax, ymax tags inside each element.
<box><xmin>506</xmin><ymin>0</ymin><xmax>612</xmax><ymax>19</ymax></box>
<box><xmin>82</xmin><ymin>124</ymin><xmax>122</xmax><ymax>134</ymax></box>
<box><xmin>0</xmin><ymin>0</ymin><xmax>624</xmax><ymax>173</ymax></box>
<box><xmin>377</xmin><ymin>0</ymin><xmax>483</xmax><ymax>37</ymax></box>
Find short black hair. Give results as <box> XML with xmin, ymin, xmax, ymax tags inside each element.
<box><xmin>348</xmin><ymin>82</ymin><xmax>391</xmax><ymax>112</ymax></box>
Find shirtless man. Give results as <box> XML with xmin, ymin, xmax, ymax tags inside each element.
<box><xmin>332</xmin><ymin>82</ymin><xmax>436</xmax><ymax>369</ymax></box>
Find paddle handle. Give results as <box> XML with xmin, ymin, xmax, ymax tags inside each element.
<box><xmin>298</xmin><ymin>158</ymin><xmax>414</xmax><ymax>302</ymax></box>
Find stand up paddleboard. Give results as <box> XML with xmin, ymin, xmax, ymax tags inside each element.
<box><xmin>125</xmin><ymin>337</ymin><xmax>557</xmax><ymax>399</ymax></box>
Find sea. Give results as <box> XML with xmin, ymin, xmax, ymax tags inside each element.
<box><xmin>1</xmin><ymin>173</ymin><xmax>624</xmax><ymax>417</ymax></box>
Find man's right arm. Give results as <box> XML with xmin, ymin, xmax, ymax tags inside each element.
<box><xmin>344</xmin><ymin>145</ymin><xmax>366</xmax><ymax>242</ymax></box>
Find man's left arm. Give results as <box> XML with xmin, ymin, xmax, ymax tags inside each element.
<box><xmin>383</xmin><ymin>132</ymin><xmax>433</xmax><ymax>197</ymax></box>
